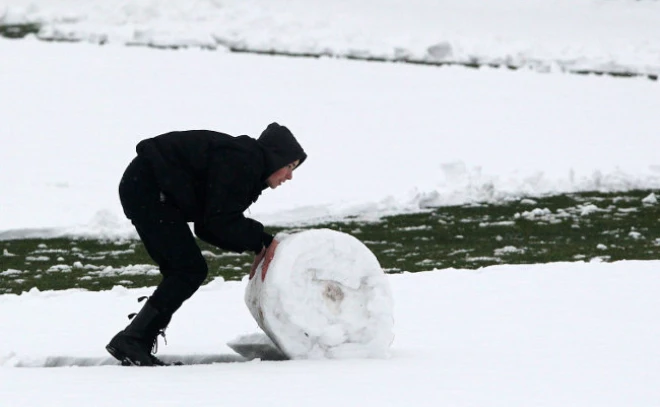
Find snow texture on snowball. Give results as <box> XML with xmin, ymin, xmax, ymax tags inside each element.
<box><xmin>244</xmin><ymin>228</ymin><xmax>394</xmax><ymax>359</ymax></box>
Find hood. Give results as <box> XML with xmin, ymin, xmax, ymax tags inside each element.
<box><xmin>257</xmin><ymin>122</ymin><xmax>307</xmax><ymax>179</ymax></box>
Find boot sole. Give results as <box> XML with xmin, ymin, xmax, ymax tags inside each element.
<box><xmin>106</xmin><ymin>344</ymin><xmax>152</xmax><ymax>367</ymax></box>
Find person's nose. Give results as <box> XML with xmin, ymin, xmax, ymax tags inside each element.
<box><xmin>286</xmin><ymin>170</ymin><xmax>293</xmax><ymax>180</ymax></box>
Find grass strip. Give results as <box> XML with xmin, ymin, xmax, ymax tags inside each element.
<box><xmin>2</xmin><ymin>190</ymin><xmax>659</xmax><ymax>293</ymax></box>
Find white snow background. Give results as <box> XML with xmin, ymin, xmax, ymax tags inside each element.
<box><xmin>1</xmin><ymin>1</ymin><xmax>660</xmax><ymax>406</ymax></box>
<box><xmin>2</xmin><ymin>0</ymin><xmax>660</xmax><ymax>77</ymax></box>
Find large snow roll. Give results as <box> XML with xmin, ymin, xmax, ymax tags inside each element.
<box><xmin>244</xmin><ymin>228</ymin><xmax>394</xmax><ymax>359</ymax></box>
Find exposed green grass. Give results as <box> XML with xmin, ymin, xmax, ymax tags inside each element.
<box><xmin>0</xmin><ymin>23</ymin><xmax>41</xmax><ymax>39</ymax></box>
<box><xmin>324</xmin><ymin>190</ymin><xmax>660</xmax><ymax>272</ymax></box>
<box><xmin>2</xmin><ymin>190</ymin><xmax>659</xmax><ymax>294</ymax></box>
<box><xmin>0</xmin><ymin>238</ymin><xmax>255</xmax><ymax>293</ymax></box>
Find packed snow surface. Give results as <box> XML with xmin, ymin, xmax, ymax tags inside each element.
<box><xmin>1</xmin><ymin>260</ymin><xmax>659</xmax><ymax>406</ymax></box>
<box><xmin>1</xmin><ymin>4</ymin><xmax>659</xmax><ymax>405</ymax></box>
<box><xmin>0</xmin><ymin>38</ymin><xmax>658</xmax><ymax>239</ymax></box>
<box><xmin>1</xmin><ymin>0</ymin><xmax>660</xmax><ymax>76</ymax></box>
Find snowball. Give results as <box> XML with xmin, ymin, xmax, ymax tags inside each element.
<box><xmin>244</xmin><ymin>229</ymin><xmax>394</xmax><ymax>359</ymax></box>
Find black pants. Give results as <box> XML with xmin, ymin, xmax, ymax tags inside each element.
<box><xmin>119</xmin><ymin>156</ymin><xmax>208</xmax><ymax>316</ymax></box>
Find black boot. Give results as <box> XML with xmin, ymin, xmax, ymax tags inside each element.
<box><xmin>106</xmin><ymin>298</ymin><xmax>172</xmax><ymax>366</ymax></box>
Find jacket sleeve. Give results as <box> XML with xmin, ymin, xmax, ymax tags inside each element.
<box><xmin>195</xmin><ymin>222</ymin><xmax>273</xmax><ymax>254</ymax></box>
<box><xmin>198</xmin><ymin>149</ymin><xmax>270</xmax><ymax>254</ymax></box>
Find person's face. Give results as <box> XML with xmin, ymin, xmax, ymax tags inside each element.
<box><xmin>267</xmin><ymin>160</ymin><xmax>300</xmax><ymax>189</ymax></box>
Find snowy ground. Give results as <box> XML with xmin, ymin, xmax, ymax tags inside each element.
<box><xmin>1</xmin><ymin>0</ymin><xmax>660</xmax><ymax>77</ymax></box>
<box><xmin>0</xmin><ymin>37</ymin><xmax>658</xmax><ymax>240</ymax></box>
<box><xmin>1</xmin><ymin>2</ymin><xmax>660</xmax><ymax>406</ymax></box>
<box><xmin>1</xmin><ymin>261</ymin><xmax>659</xmax><ymax>406</ymax></box>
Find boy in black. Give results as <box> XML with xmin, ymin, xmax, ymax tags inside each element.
<box><xmin>106</xmin><ymin>122</ymin><xmax>307</xmax><ymax>366</ymax></box>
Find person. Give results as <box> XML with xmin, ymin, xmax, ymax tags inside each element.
<box><xmin>106</xmin><ymin>122</ymin><xmax>307</xmax><ymax>366</ymax></box>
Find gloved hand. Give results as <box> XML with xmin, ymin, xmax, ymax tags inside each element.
<box><xmin>249</xmin><ymin>239</ymin><xmax>279</xmax><ymax>280</ymax></box>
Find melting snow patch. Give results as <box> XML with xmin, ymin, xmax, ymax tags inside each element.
<box><xmin>480</xmin><ymin>221</ymin><xmax>515</xmax><ymax>227</ymax></box>
<box><xmin>47</xmin><ymin>265</ymin><xmax>72</xmax><ymax>273</ymax></box>
<box><xmin>578</xmin><ymin>204</ymin><xmax>603</xmax><ymax>216</ymax></box>
<box><xmin>467</xmin><ymin>256</ymin><xmax>502</xmax><ymax>263</ymax></box>
<box><xmin>642</xmin><ymin>193</ymin><xmax>658</xmax><ymax>205</ymax></box>
<box><xmin>629</xmin><ymin>231</ymin><xmax>644</xmax><ymax>240</ymax></box>
<box><xmin>397</xmin><ymin>225</ymin><xmax>432</xmax><ymax>231</ymax></box>
<box><xmin>25</xmin><ymin>256</ymin><xmax>50</xmax><ymax>262</ymax></box>
<box><xmin>515</xmin><ymin>208</ymin><xmax>552</xmax><ymax>220</ymax></box>
<box><xmin>87</xmin><ymin>264</ymin><xmax>159</xmax><ymax>277</ymax></box>
<box><xmin>32</xmin><ymin>249</ymin><xmax>67</xmax><ymax>254</ymax></box>
<box><xmin>494</xmin><ymin>246</ymin><xmax>525</xmax><ymax>256</ymax></box>
<box><xmin>1</xmin><ymin>269</ymin><xmax>23</xmax><ymax>276</ymax></box>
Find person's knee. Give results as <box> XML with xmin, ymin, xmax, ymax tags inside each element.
<box><xmin>185</xmin><ymin>256</ymin><xmax>209</xmax><ymax>289</ymax></box>
<box><xmin>154</xmin><ymin>259</ymin><xmax>207</xmax><ymax>310</ymax></box>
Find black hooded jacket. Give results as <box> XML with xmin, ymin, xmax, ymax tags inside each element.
<box><xmin>135</xmin><ymin>123</ymin><xmax>307</xmax><ymax>254</ymax></box>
